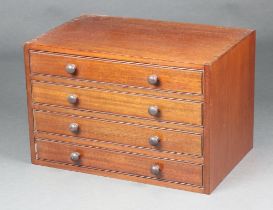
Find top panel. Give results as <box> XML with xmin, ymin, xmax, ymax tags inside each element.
<box><xmin>26</xmin><ymin>15</ymin><xmax>253</xmax><ymax>68</ymax></box>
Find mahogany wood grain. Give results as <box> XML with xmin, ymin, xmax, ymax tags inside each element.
<box><xmin>33</xmin><ymin>110</ymin><xmax>202</xmax><ymax>156</ymax></box>
<box><xmin>31</xmin><ymin>73</ymin><xmax>204</xmax><ymax>102</ymax></box>
<box><xmin>24</xmin><ymin>45</ymin><xmax>36</xmax><ymax>162</ymax></box>
<box><xmin>24</xmin><ymin>15</ymin><xmax>255</xmax><ymax>193</ymax></box>
<box><xmin>35</xmin><ymin>139</ymin><xmax>203</xmax><ymax>186</ymax></box>
<box><xmin>34</xmin><ymin>132</ymin><xmax>204</xmax><ymax>164</ymax></box>
<box><xmin>33</xmin><ymin>158</ymin><xmax>204</xmax><ymax>192</ymax></box>
<box><xmin>30</xmin><ymin>51</ymin><xmax>203</xmax><ymax>94</ymax></box>
<box><xmin>26</xmin><ymin>15</ymin><xmax>252</xmax><ymax>68</ymax></box>
<box><xmin>203</xmin><ymin>31</ymin><xmax>255</xmax><ymax>193</ymax></box>
<box><xmin>32</xmin><ymin>103</ymin><xmax>203</xmax><ymax>134</ymax></box>
<box><xmin>32</xmin><ymin>81</ymin><xmax>203</xmax><ymax>125</ymax></box>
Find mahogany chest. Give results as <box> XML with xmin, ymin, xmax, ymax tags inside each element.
<box><xmin>24</xmin><ymin>15</ymin><xmax>255</xmax><ymax>194</ymax></box>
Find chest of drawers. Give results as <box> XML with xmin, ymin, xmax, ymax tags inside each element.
<box><xmin>24</xmin><ymin>15</ymin><xmax>255</xmax><ymax>194</ymax></box>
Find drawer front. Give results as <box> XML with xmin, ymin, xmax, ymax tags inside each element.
<box><xmin>36</xmin><ymin>139</ymin><xmax>203</xmax><ymax>186</ymax></box>
<box><xmin>34</xmin><ymin>110</ymin><xmax>202</xmax><ymax>156</ymax></box>
<box><xmin>32</xmin><ymin>82</ymin><xmax>203</xmax><ymax>125</ymax></box>
<box><xmin>30</xmin><ymin>51</ymin><xmax>203</xmax><ymax>94</ymax></box>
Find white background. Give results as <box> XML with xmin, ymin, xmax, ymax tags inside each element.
<box><xmin>0</xmin><ymin>0</ymin><xmax>273</xmax><ymax>209</ymax></box>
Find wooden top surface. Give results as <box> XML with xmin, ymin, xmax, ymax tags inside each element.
<box><xmin>27</xmin><ymin>15</ymin><xmax>254</xmax><ymax>68</ymax></box>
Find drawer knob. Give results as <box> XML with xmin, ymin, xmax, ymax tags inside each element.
<box><xmin>149</xmin><ymin>136</ymin><xmax>160</xmax><ymax>146</ymax></box>
<box><xmin>70</xmin><ymin>152</ymin><xmax>80</xmax><ymax>161</ymax></box>
<box><xmin>67</xmin><ymin>94</ymin><xmax>78</xmax><ymax>104</ymax></box>
<box><xmin>69</xmin><ymin>123</ymin><xmax>79</xmax><ymax>133</ymax></box>
<box><xmin>150</xmin><ymin>164</ymin><xmax>161</xmax><ymax>176</ymax></box>
<box><xmin>66</xmin><ymin>64</ymin><xmax>77</xmax><ymax>74</ymax></box>
<box><xmin>148</xmin><ymin>106</ymin><xmax>159</xmax><ymax>116</ymax></box>
<box><xmin>147</xmin><ymin>74</ymin><xmax>159</xmax><ymax>85</ymax></box>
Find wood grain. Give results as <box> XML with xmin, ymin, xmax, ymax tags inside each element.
<box><xmin>31</xmin><ymin>73</ymin><xmax>204</xmax><ymax>102</ymax></box>
<box><xmin>32</xmin><ymin>81</ymin><xmax>203</xmax><ymax>125</ymax></box>
<box><xmin>203</xmin><ymin>31</ymin><xmax>255</xmax><ymax>193</ymax></box>
<box><xmin>30</xmin><ymin>51</ymin><xmax>203</xmax><ymax>94</ymax></box>
<box><xmin>33</xmin><ymin>110</ymin><xmax>202</xmax><ymax>156</ymax></box>
<box><xmin>26</xmin><ymin>15</ymin><xmax>252</xmax><ymax>68</ymax></box>
<box><xmin>32</xmin><ymin>102</ymin><xmax>204</xmax><ymax>134</ymax></box>
<box><xmin>34</xmin><ymin>132</ymin><xmax>204</xmax><ymax>164</ymax></box>
<box><xmin>33</xmin><ymin>158</ymin><xmax>205</xmax><ymax>192</ymax></box>
<box><xmin>24</xmin><ymin>15</ymin><xmax>256</xmax><ymax>193</ymax></box>
<box><xmin>35</xmin><ymin>139</ymin><xmax>203</xmax><ymax>186</ymax></box>
<box><xmin>24</xmin><ymin>44</ymin><xmax>36</xmax><ymax>161</ymax></box>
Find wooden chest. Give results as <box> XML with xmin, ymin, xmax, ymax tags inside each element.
<box><xmin>24</xmin><ymin>15</ymin><xmax>255</xmax><ymax>194</ymax></box>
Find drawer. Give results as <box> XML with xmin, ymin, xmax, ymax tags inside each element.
<box><xmin>32</xmin><ymin>81</ymin><xmax>203</xmax><ymax>125</ymax></box>
<box><xmin>35</xmin><ymin>139</ymin><xmax>203</xmax><ymax>186</ymax></box>
<box><xmin>30</xmin><ymin>51</ymin><xmax>203</xmax><ymax>94</ymax></box>
<box><xmin>34</xmin><ymin>110</ymin><xmax>202</xmax><ymax>156</ymax></box>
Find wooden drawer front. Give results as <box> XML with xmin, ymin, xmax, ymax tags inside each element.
<box><xmin>32</xmin><ymin>82</ymin><xmax>203</xmax><ymax>125</ymax></box>
<box><xmin>30</xmin><ymin>51</ymin><xmax>203</xmax><ymax>94</ymax></box>
<box><xmin>34</xmin><ymin>111</ymin><xmax>202</xmax><ymax>156</ymax></box>
<box><xmin>36</xmin><ymin>140</ymin><xmax>203</xmax><ymax>186</ymax></box>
